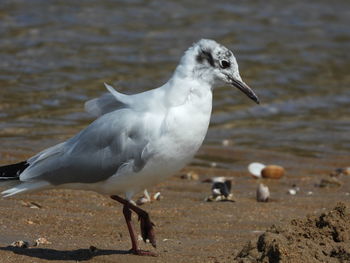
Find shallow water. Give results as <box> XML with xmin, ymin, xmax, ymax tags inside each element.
<box><xmin>0</xmin><ymin>0</ymin><xmax>349</xmax><ymax>167</ymax></box>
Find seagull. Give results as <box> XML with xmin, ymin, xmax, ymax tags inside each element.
<box><xmin>0</xmin><ymin>39</ymin><xmax>259</xmax><ymax>256</ymax></box>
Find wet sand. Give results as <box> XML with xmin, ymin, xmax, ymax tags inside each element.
<box><xmin>0</xmin><ymin>146</ymin><xmax>349</xmax><ymax>262</ymax></box>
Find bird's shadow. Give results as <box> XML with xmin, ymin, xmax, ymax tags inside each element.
<box><xmin>0</xmin><ymin>246</ymin><xmax>130</xmax><ymax>261</ymax></box>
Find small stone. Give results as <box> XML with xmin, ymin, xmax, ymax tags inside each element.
<box><xmin>261</xmin><ymin>165</ymin><xmax>285</xmax><ymax>179</ymax></box>
<box><xmin>26</xmin><ymin>220</ymin><xmax>35</xmax><ymax>225</ymax></box>
<box><xmin>210</xmin><ymin>162</ymin><xmax>217</xmax><ymax>168</ymax></box>
<box><xmin>330</xmin><ymin>167</ymin><xmax>350</xmax><ymax>177</ymax></box>
<box><xmin>153</xmin><ymin>192</ymin><xmax>161</xmax><ymax>201</ymax></box>
<box><xmin>33</xmin><ymin>237</ymin><xmax>51</xmax><ymax>246</ymax></box>
<box><xmin>318</xmin><ymin>177</ymin><xmax>342</xmax><ymax>188</ymax></box>
<box><xmin>222</xmin><ymin>139</ymin><xmax>233</xmax><ymax>146</ymax></box>
<box><xmin>344</xmin><ymin>167</ymin><xmax>350</xmax><ymax>176</ymax></box>
<box><xmin>180</xmin><ymin>171</ymin><xmax>199</xmax><ymax>180</ymax></box>
<box><xmin>21</xmin><ymin>201</ymin><xmax>42</xmax><ymax>209</ymax></box>
<box><xmin>257</xmin><ymin>184</ymin><xmax>270</xmax><ymax>202</ymax></box>
<box><xmin>136</xmin><ymin>197</ymin><xmax>149</xmax><ymax>206</ymax></box>
<box><xmin>10</xmin><ymin>240</ymin><xmax>29</xmax><ymax>248</ymax></box>
<box><xmin>288</xmin><ymin>189</ymin><xmax>297</xmax><ymax>195</ymax></box>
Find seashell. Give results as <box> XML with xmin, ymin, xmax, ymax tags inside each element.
<box><xmin>210</xmin><ymin>162</ymin><xmax>217</xmax><ymax>168</ymax></box>
<box><xmin>136</xmin><ymin>190</ymin><xmax>161</xmax><ymax>205</ymax></box>
<box><xmin>180</xmin><ymin>171</ymin><xmax>199</xmax><ymax>180</ymax></box>
<box><xmin>10</xmin><ymin>240</ymin><xmax>29</xmax><ymax>248</ymax></box>
<box><xmin>136</xmin><ymin>197</ymin><xmax>150</xmax><ymax>206</ymax></box>
<box><xmin>257</xmin><ymin>183</ymin><xmax>270</xmax><ymax>202</ymax></box>
<box><xmin>288</xmin><ymin>189</ymin><xmax>297</xmax><ymax>195</ymax></box>
<box><xmin>331</xmin><ymin>167</ymin><xmax>350</xmax><ymax>177</ymax></box>
<box><xmin>261</xmin><ymin>165</ymin><xmax>285</xmax><ymax>179</ymax></box>
<box><xmin>318</xmin><ymin>177</ymin><xmax>342</xmax><ymax>188</ymax></box>
<box><xmin>143</xmin><ymin>189</ymin><xmax>151</xmax><ymax>201</ymax></box>
<box><xmin>248</xmin><ymin>162</ymin><xmax>266</xmax><ymax>178</ymax></box>
<box><xmin>152</xmin><ymin>192</ymin><xmax>161</xmax><ymax>201</ymax></box>
<box><xmin>344</xmin><ymin>167</ymin><xmax>350</xmax><ymax>176</ymax></box>
<box><xmin>33</xmin><ymin>237</ymin><xmax>51</xmax><ymax>247</ymax></box>
<box><xmin>21</xmin><ymin>201</ymin><xmax>42</xmax><ymax>209</ymax></box>
<box><xmin>222</xmin><ymin>139</ymin><xmax>234</xmax><ymax>146</ymax></box>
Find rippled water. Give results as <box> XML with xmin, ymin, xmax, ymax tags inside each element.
<box><xmin>0</xmin><ymin>0</ymin><xmax>349</xmax><ymax>166</ymax></box>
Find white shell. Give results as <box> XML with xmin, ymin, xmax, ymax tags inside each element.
<box><xmin>288</xmin><ymin>189</ymin><xmax>297</xmax><ymax>195</ymax></box>
<box><xmin>153</xmin><ymin>192</ymin><xmax>161</xmax><ymax>201</ymax></box>
<box><xmin>257</xmin><ymin>183</ymin><xmax>270</xmax><ymax>202</ymax></box>
<box><xmin>248</xmin><ymin>162</ymin><xmax>266</xmax><ymax>178</ymax></box>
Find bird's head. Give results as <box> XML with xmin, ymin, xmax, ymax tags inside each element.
<box><xmin>182</xmin><ymin>39</ymin><xmax>259</xmax><ymax>104</ymax></box>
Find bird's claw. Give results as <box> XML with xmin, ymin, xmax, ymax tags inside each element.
<box><xmin>139</xmin><ymin>215</ymin><xmax>156</xmax><ymax>248</ymax></box>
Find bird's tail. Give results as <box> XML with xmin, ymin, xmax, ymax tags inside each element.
<box><xmin>0</xmin><ymin>161</ymin><xmax>51</xmax><ymax>197</ymax></box>
<box><xmin>0</xmin><ymin>161</ymin><xmax>28</xmax><ymax>194</ymax></box>
<box><xmin>0</xmin><ymin>161</ymin><xmax>29</xmax><ymax>180</ymax></box>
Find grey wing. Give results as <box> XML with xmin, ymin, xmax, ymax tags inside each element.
<box><xmin>20</xmin><ymin>110</ymin><xmax>152</xmax><ymax>185</ymax></box>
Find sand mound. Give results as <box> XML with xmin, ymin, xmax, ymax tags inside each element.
<box><xmin>236</xmin><ymin>203</ymin><xmax>350</xmax><ymax>263</ymax></box>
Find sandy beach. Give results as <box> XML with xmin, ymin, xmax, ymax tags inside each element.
<box><xmin>0</xmin><ymin>146</ymin><xmax>349</xmax><ymax>262</ymax></box>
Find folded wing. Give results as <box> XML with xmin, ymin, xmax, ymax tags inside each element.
<box><xmin>20</xmin><ymin>109</ymin><xmax>152</xmax><ymax>185</ymax></box>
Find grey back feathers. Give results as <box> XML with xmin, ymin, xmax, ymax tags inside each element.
<box><xmin>20</xmin><ymin>110</ymin><xmax>151</xmax><ymax>185</ymax></box>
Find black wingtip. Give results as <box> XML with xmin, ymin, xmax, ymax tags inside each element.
<box><xmin>0</xmin><ymin>161</ymin><xmax>29</xmax><ymax>180</ymax></box>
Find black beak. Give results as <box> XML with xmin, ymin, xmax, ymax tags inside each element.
<box><xmin>230</xmin><ymin>78</ymin><xmax>260</xmax><ymax>104</ymax></box>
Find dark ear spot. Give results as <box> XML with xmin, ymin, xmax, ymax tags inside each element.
<box><xmin>196</xmin><ymin>49</ymin><xmax>215</xmax><ymax>67</ymax></box>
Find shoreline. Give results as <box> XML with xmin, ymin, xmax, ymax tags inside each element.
<box><xmin>0</xmin><ymin>146</ymin><xmax>349</xmax><ymax>262</ymax></box>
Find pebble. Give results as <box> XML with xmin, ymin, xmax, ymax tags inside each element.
<box><xmin>257</xmin><ymin>184</ymin><xmax>270</xmax><ymax>202</ymax></box>
<box><xmin>180</xmin><ymin>171</ymin><xmax>199</xmax><ymax>180</ymax></box>
<box><xmin>136</xmin><ymin>197</ymin><xmax>149</xmax><ymax>205</ymax></box>
<box><xmin>153</xmin><ymin>192</ymin><xmax>161</xmax><ymax>201</ymax></box>
<box><xmin>222</xmin><ymin>139</ymin><xmax>234</xmax><ymax>146</ymax></box>
<box><xmin>136</xmin><ymin>191</ymin><xmax>162</xmax><ymax>205</ymax></box>
<box><xmin>261</xmin><ymin>165</ymin><xmax>285</xmax><ymax>179</ymax></box>
<box><xmin>33</xmin><ymin>237</ymin><xmax>51</xmax><ymax>246</ymax></box>
<box><xmin>288</xmin><ymin>189</ymin><xmax>297</xmax><ymax>195</ymax></box>
<box><xmin>344</xmin><ymin>167</ymin><xmax>350</xmax><ymax>175</ymax></box>
<box><xmin>26</xmin><ymin>219</ymin><xmax>35</xmax><ymax>225</ymax></box>
<box><xmin>10</xmin><ymin>240</ymin><xmax>29</xmax><ymax>248</ymax></box>
<box><xmin>330</xmin><ymin>167</ymin><xmax>350</xmax><ymax>177</ymax></box>
<box><xmin>318</xmin><ymin>177</ymin><xmax>342</xmax><ymax>188</ymax></box>
<box><xmin>20</xmin><ymin>201</ymin><xmax>42</xmax><ymax>209</ymax></box>
<box><xmin>210</xmin><ymin>162</ymin><xmax>217</xmax><ymax>168</ymax></box>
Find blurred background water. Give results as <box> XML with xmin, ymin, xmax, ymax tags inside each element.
<box><xmin>0</xmin><ymin>0</ymin><xmax>349</xmax><ymax>168</ymax></box>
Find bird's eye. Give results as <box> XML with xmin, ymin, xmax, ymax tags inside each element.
<box><xmin>220</xmin><ymin>60</ymin><xmax>230</xmax><ymax>69</ymax></box>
